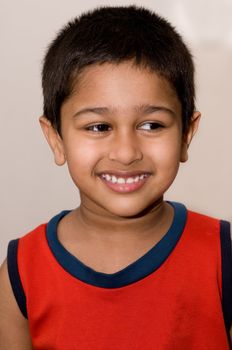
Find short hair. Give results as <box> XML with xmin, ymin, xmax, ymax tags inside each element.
<box><xmin>42</xmin><ymin>5</ymin><xmax>195</xmax><ymax>135</ymax></box>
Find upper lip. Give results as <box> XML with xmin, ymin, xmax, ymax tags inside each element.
<box><xmin>97</xmin><ymin>171</ymin><xmax>151</xmax><ymax>178</ymax></box>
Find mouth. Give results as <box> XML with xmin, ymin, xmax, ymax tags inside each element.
<box><xmin>98</xmin><ymin>172</ymin><xmax>151</xmax><ymax>193</ymax></box>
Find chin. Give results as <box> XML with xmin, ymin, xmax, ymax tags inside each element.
<box><xmin>105</xmin><ymin>202</ymin><xmax>156</xmax><ymax>219</ymax></box>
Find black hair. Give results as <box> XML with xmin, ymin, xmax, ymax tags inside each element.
<box><xmin>42</xmin><ymin>5</ymin><xmax>195</xmax><ymax>135</ymax></box>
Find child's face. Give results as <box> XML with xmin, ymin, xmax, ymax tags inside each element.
<box><xmin>41</xmin><ymin>61</ymin><xmax>200</xmax><ymax>218</ymax></box>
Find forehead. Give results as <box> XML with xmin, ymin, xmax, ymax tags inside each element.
<box><xmin>62</xmin><ymin>61</ymin><xmax>181</xmax><ymax>117</ymax></box>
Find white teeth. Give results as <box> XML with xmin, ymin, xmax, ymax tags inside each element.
<box><xmin>105</xmin><ymin>174</ymin><xmax>111</xmax><ymax>181</ymax></box>
<box><xmin>117</xmin><ymin>177</ymin><xmax>126</xmax><ymax>184</ymax></box>
<box><xmin>101</xmin><ymin>173</ymin><xmax>149</xmax><ymax>184</ymax></box>
<box><xmin>111</xmin><ymin>176</ymin><xmax>117</xmax><ymax>183</ymax></box>
<box><xmin>126</xmin><ymin>177</ymin><xmax>134</xmax><ymax>184</ymax></box>
<box><xmin>134</xmin><ymin>176</ymin><xmax>140</xmax><ymax>182</ymax></box>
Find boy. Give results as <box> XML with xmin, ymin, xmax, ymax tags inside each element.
<box><xmin>0</xmin><ymin>5</ymin><xmax>231</xmax><ymax>349</ymax></box>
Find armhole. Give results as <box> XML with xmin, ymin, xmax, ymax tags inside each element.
<box><xmin>7</xmin><ymin>239</ymin><xmax>28</xmax><ymax>319</ymax></box>
<box><xmin>220</xmin><ymin>220</ymin><xmax>232</xmax><ymax>333</ymax></box>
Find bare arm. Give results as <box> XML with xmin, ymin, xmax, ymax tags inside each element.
<box><xmin>0</xmin><ymin>259</ymin><xmax>33</xmax><ymax>350</ymax></box>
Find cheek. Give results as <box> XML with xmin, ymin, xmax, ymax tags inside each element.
<box><xmin>146</xmin><ymin>136</ymin><xmax>182</xmax><ymax>168</ymax></box>
<box><xmin>64</xmin><ymin>139</ymin><xmax>102</xmax><ymax>175</ymax></box>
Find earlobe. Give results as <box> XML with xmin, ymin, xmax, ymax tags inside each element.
<box><xmin>39</xmin><ymin>116</ymin><xmax>66</xmax><ymax>166</ymax></box>
<box><xmin>180</xmin><ymin>111</ymin><xmax>201</xmax><ymax>163</ymax></box>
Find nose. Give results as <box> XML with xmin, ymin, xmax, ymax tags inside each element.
<box><xmin>108</xmin><ymin>130</ymin><xmax>143</xmax><ymax>165</ymax></box>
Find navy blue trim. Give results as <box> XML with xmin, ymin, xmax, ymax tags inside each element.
<box><xmin>46</xmin><ymin>201</ymin><xmax>187</xmax><ymax>288</ymax></box>
<box><xmin>7</xmin><ymin>239</ymin><xmax>27</xmax><ymax>318</ymax></box>
<box><xmin>220</xmin><ymin>220</ymin><xmax>232</xmax><ymax>336</ymax></box>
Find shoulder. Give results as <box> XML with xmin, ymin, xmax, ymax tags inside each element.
<box><xmin>185</xmin><ymin>208</ymin><xmax>231</xmax><ymax>242</ymax></box>
<box><xmin>186</xmin><ymin>206</ymin><xmax>229</xmax><ymax>225</ymax></box>
<box><xmin>0</xmin><ymin>259</ymin><xmax>33</xmax><ymax>349</ymax></box>
<box><xmin>4</xmin><ymin>220</ymin><xmax>50</xmax><ymax>321</ymax></box>
<box><xmin>187</xmin><ymin>208</ymin><xmax>222</xmax><ymax>227</ymax></box>
<box><xmin>19</xmin><ymin>222</ymin><xmax>47</xmax><ymax>244</ymax></box>
<box><xmin>187</xmin><ymin>208</ymin><xmax>232</xmax><ymax>334</ymax></box>
<box><xmin>5</xmin><ymin>213</ymin><xmax>67</xmax><ymax>319</ymax></box>
<box><xmin>186</xmin><ymin>209</ymin><xmax>231</xmax><ymax>257</ymax></box>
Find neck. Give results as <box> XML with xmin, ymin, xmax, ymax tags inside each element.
<box><xmin>73</xmin><ymin>198</ymin><xmax>173</xmax><ymax>244</ymax></box>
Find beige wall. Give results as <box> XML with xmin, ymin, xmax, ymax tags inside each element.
<box><xmin>1</xmin><ymin>0</ymin><xmax>231</xmax><ymax>263</ymax></box>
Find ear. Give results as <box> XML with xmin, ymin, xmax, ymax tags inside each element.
<box><xmin>180</xmin><ymin>111</ymin><xmax>201</xmax><ymax>163</ymax></box>
<box><xmin>39</xmin><ymin>116</ymin><xmax>66</xmax><ymax>166</ymax></box>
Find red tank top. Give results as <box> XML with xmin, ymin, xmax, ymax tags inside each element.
<box><xmin>7</xmin><ymin>202</ymin><xmax>232</xmax><ymax>349</ymax></box>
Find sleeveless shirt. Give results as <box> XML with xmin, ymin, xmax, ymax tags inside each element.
<box><xmin>7</xmin><ymin>202</ymin><xmax>232</xmax><ymax>349</ymax></box>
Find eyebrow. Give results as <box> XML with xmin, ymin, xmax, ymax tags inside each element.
<box><xmin>72</xmin><ymin>104</ymin><xmax>176</xmax><ymax>119</ymax></box>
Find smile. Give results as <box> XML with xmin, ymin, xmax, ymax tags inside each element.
<box><xmin>101</xmin><ymin>173</ymin><xmax>149</xmax><ymax>184</ymax></box>
<box><xmin>99</xmin><ymin>173</ymin><xmax>150</xmax><ymax>193</ymax></box>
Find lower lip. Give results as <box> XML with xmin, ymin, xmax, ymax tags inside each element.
<box><xmin>99</xmin><ymin>176</ymin><xmax>150</xmax><ymax>193</ymax></box>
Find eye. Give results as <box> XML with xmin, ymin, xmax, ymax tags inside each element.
<box><xmin>139</xmin><ymin>122</ymin><xmax>164</xmax><ymax>131</ymax></box>
<box><xmin>85</xmin><ymin>123</ymin><xmax>112</xmax><ymax>133</ymax></box>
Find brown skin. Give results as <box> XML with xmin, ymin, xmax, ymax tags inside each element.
<box><xmin>39</xmin><ymin>62</ymin><xmax>200</xmax><ymax>272</ymax></box>
<box><xmin>1</xmin><ymin>62</ymin><xmax>230</xmax><ymax>345</ymax></box>
<box><xmin>0</xmin><ymin>260</ymin><xmax>33</xmax><ymax>349</ymax></box>
<box><xmin>40</xmin><ymin>62</ymin><xmax>200</xmax><ymax>253</ymax></box>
